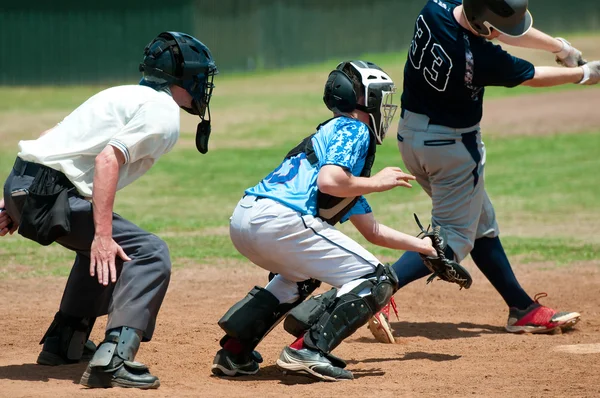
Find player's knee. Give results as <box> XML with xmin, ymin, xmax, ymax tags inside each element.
<box><xmin>304</xmin><ymin>279</ymin><xmax>395</xmax><ymax>354</ymax></box>
<box><xmin>284</xmin><ymin>288</ymin><xmax>337</xmax><ymax>337</ymax></box>
<box><xmin>141</xmin><ymin>235</ymin><xmax>172</xmax><ymax>277</ymax></box>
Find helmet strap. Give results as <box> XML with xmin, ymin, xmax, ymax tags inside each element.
<box><xmin>355</xmin><ymin>104</ymin><xmax>373</xmax><ymax>113</ymax></box>
<box><xmin>195</xmin><ymin>105</ymin><xmax>212</xmax><ymax>154</ymax></box>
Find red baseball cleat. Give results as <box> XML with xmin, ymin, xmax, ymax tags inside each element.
<box><xmin>505</xmin><ymin>293</ymin><xmax>581</xmax><ymax>334</ymax></box>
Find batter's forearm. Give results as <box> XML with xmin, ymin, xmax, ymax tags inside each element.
<box><xmin>498</xmin><ymin>28</ymin><xmax>562</xmax><ymax>53</ymax></box>
<box><xmin>92</xmin><ymin>149</ymin><xmax>121</xmax><ymax>237</ymax></box>
<box><xmin>521</xmin><ymin>66</ymin><xmax>584</xmax><ymax>87</ymax></box>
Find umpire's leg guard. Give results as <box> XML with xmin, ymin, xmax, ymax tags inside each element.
<box><xmin>301</xmin><ymin>264</ymin><xmax>398</xmax><ymax>354</ymax></box>
<box><xmin>37</xmin><ymin>311</ymin><xmax>97</xmax><ymax>366</ymax></box>
<box><xmin>80</xmin><ymin>326</ymin><xmax>159</xmax><ymax>389</ymax></box>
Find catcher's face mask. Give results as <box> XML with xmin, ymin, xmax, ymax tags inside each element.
<box><xmin>366</xmin><ymin>85</ymin><xmax>397</xmax><ymax>144</ymax></box>
<box><xmin>349</xmin><ymin>61</ymin><xmax>398</xmax><ymax>145</ymax></box>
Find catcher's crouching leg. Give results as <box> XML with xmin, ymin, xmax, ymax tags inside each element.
<box><xmin>37</xmin><ymin>311</ymin><xmax>97</xmax><ymax>366</ymax></box>
<box><xmin>277</xmin><ymin>264</ymin><xmax>398</xmax><ymax>380</ymax></box>
<box><xmin>213</xmin><ymin>278</ymin><xmax>321</xmax><ymax>377</ymax></box>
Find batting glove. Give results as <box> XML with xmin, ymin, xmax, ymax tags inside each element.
<box><xmin>554</xmin><ymin>37</ymin><xmax>586</xmax><ymax>67</ymax></box>
<box><xmin>578</xmin><ymin>61</ymin><xmax>600</xmax><ymax>85</ymax></box>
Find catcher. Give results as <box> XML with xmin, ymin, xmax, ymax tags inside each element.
<box><xmin>211</xmin><ymin>60</ymin><xmax>453</xmax><ymax>382</ymax></box>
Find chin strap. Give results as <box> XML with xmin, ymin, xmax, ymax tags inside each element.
<box><xmin>196</xmin><ymin>120</ymin><xmax>211</xmax><ymax>154</ymax></box>
<box><xmin>195</xmin><ymin>105</ymin><xmax>212</xmax><ymax>154</ymax></box>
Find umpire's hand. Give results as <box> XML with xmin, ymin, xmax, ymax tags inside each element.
<box><xmin>0</xmin><ymin>198</ymin><xmax>18</xmax><ymax>236</ymax></box>
<box><xmin>90</xmin><ymin>234</ymin><xmax>131</xmax><ymax>286</ymax></box>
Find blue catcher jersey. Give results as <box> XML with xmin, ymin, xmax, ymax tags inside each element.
<box><xmin>402</xmin><ymin>0</ymin><xmax>535</xmax><ymax>128</ymax></box>
<box><xmin>246</xmin><ymin>117</ymin><xmax>373</xmax><ymax>222</ymax></box>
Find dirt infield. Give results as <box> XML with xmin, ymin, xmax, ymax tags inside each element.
<box><xmin>481</xmin><ymin>88</ymin><xmax>600</xmax><ymax>136</ymax></box>
<box><xmin>1</xmin><ymin>261</ymin><xmax>599</xmax><ymax>398</ymax></box>
<box><xmin>1</xmin><ymin>88</ymin><xmax>600</xmax><ymax>396</ymax></box>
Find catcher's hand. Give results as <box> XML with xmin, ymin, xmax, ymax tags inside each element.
<box><xmin>554</xmin><ymin>37</ymin><xmax>587</xmax><ymax>68</ymax></box>
<box><xmin>414</xmin><ymin>214</ymin><xmax>472</xmax><ymax>290</ymax></box>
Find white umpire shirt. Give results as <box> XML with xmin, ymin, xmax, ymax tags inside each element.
<box><xmin>17</xmin><ymin>85</ymin><xmax>180</xmax><ymax>198</ymax></box>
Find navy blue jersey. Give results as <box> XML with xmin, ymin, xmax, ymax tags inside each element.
<box><xmin>401</xmin><ymin>0</ymin><xmax>535</xmax><ymax>128</ymax></box>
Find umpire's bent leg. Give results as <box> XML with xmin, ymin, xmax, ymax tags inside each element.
<box><xmin>56</xmin><ymin>196</ymin><xmax>171</xmax><ymax>341</ymax></box>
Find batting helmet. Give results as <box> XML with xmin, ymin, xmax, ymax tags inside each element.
<box><xmin>463</xmin><ymin>0</ymin><xmax>533</xmax><ymax>37</ymax></box>
<box><xmin>323</xmin><ymin>61</ymin><xmax>397</xmax><ymax>144</ymax></box>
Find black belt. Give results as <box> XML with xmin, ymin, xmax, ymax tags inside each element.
<box><xmin>401</xmin><ymin>108</ymin><xmax>444</xmax><ymax>126</ymax></box>
<box><xmin>243</xmin><ymin>194</ymin><xmax>265</xmax><ymax>201</ymax></box>
<box><xmin>13</xmin><ymin>157</ymin><xmax>44</xmax><ymax>177</ymax></box>
<box><xmin>13</xmin><ymin>157</ymin><xmax>77</xmax><ymax>194</ymax></box>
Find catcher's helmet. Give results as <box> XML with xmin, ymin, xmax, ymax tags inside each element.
<box><xmin>463</xmin><ymin>0</ymin><xmax>532</xmax><ymax>37</ymax></box>
<box><xmin>323</xmin><ymin>61</ymin><xmax>397</xmax><ymax>144</ymax></box>
<box><xmin>139</xmin><ymin>31</ymin><xmax>218</xmax><ymax>153</ymax></box>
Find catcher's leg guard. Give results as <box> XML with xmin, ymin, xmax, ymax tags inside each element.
<box><xmin>37</xmin><ymin>311</ymin><xmax>97</xmax><ymax>366</ymax></box>
<box><xmin>80</xmin><ymin>327</ymin><xmax>159</xmax><ymax>389</ymax></box>
<box><xmin>284</xmin><ymin>289</ymin><xmax>338</xmax><ymax>337</ymax></box>
<box><xmin>219</xmin><ymin>279</ymin><xmax>321</xmax><ymax>351</ymax></box>
<box><xmin>303</xmin><ymin>265</ymin><xmax>398</xmax><ymax>354</ymax></box>
<box><xmin>213</xmin><ymin>279</ymin><xmax>321</xmax><ymax>377</ymax></box>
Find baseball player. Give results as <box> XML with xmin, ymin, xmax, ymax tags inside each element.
<box><xmin>211</xmin><ymin>61</ymin><xmax>441</xmax><ymax>381</ymax></box>
<box><xmin>0</xmin><ymin>31</ymin><xmax>218</xmax><ymax>389</ymax></box>
<box><xmin>368</xmin><ymin>0</ymin><xmax>600</xmax><ymax>341</ymax></box>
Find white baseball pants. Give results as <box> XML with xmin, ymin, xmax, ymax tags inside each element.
<box><xmin>229</xmin><ymin>195</ymin><xmax>381</xmax><ymax>304</ymax></box>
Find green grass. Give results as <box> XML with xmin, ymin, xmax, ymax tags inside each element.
<box><xmin>501</xmin><ymin>237</ymin><xmax>600</xmax><ymax>265</ymax></box>
<box><xmin>0</xmin><ymin>47</ymin><xmax>591</xmax><ymax>112</ymax></box>
<box><xmin>1</xmin><ymin>130</ymin><xmax>599</xmax><ymax>277</ymax></box>
<box><xmin>1</xmin><ymin>41</ymin><xmax>599</xmax><ymax>278</ymax></box>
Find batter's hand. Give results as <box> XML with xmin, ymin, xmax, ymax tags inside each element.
<box><xmin>554</xmin><ymin>37</ymin><xmax>586</xmax><ymax>68</ymax></box>
<box><xmin>0</xmin><ymin>198</ymin><xmax>18</xmax><ymax>237</ymax></box>
<box><xmin>90</xmin><ymin>234</ymin><xmax>131</xmax><ymax>286</ymax></box>
<box><xmin>372</xmin><ymin>167</ymin><xmax>415</xmax><ymax>192</ymax></box>
<box><xmin>579</xmin><ymin>61</ymin><xmax>600</xmax><ymax>85</ymax></box>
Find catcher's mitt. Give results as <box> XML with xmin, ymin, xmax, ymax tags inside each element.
<box><xmin>414</xmin><ymin>214</ymin><xmax>472</xmax><ymax>290</ymax></box>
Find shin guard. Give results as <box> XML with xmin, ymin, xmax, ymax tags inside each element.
<box><xmin>304</xmin><ymin>265</ymin><xmax>397</xmax><ymax>354</ymax></box>
<box><xmin>38</xmin><ymin>311</ymin><xmax>96</xmax><ymax>364</ymax></box>
<box><xmin>219</xmin><ymin>279</ymin><xmax>321</xmax><ymax>352</ymax></box>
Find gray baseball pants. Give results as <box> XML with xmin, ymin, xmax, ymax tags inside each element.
<box><xmin>397</xmin><ymin>109</ymin><xmax>499</xmax><ymax>262</ymax></box>
<box><xmin>3</xmin><ymin>162</ymin><xmax>170</xmax><ymax>340</ymax></box>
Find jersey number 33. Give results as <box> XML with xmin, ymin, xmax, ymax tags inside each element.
<box><xmin>409</xmin><ymin>15</ymin><xmax>453</xmax><ymax>92</ymax></box>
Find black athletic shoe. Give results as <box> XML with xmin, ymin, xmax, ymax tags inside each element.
<box><xmin>37</xmin><ymin>339</ymin><xmax>97</xmax><ymax>366</ymax></box>
<box><xmin>276</xmin><ymin>346</ymin><xmax>353</xmax><ymax>382</ymax></box>
<box><xmin>211</xmin><ymin>349</ymin><xmax>260</xmax><ymax>377</ymax></box>
<box><xmin>80</xmin><ymin>358</ymin><xmax>160</xmax><ymax>389</ymax></box>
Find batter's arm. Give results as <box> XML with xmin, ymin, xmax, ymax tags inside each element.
<box><xmin>350</xmin><ymin>212</ymin><xmax>436</xmax><ymax>257</ymax></box>
<box><xmin>318</xmin><ymin>165</ymin><xmax>415</xmax><ymax>197</ymax></box>
<box><xmin>498</xmin><ymin>28</ymin><xmax>585</xmax><ymax>67</ymax></box>
<box><xmin>497</xmin><ymin>28</ymin><xmax>563</xmax><ymax>52</ymax></box>
<box><xmin>521</xmin><ymin>66</ymin><xmax>585</xmax><ymax>87</ymax></box>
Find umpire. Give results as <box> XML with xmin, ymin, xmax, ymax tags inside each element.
<box><xmin>0</xmin><ymin>31</ymin><xmax>218</xmax><ymax>389</ymax></box>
